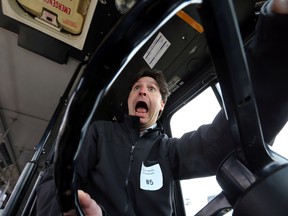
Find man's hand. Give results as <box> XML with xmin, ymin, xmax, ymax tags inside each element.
<box><xmin>269</xmin><ymin>0</ymin><xmax>288</xmax><ymax>14</ymax></box>
<box><xmin>63</xmin><ymin>190</ymin><xmax>103</xmax><ymax>216</ymax></box>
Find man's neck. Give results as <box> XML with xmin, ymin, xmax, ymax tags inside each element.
<box><xmin>140</xmin><ymin>123</ymin><xmax>157</xmax><ymax>136</ymax></box>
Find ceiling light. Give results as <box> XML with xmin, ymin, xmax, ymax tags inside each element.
<box><xmin>115</xmin><ymin>0</ymin><xmax>137</xmax><ymax>14</ymax></box>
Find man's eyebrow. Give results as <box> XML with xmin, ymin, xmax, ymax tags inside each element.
<box><xmin>150</xmin><ymin>81</ymin><xmax>159</xmax><ymax>87</ymax></box>
<box><xmin>132</xmin><ymin>79</ymin><xmax>159</xmax><ymax>87</ymax></box>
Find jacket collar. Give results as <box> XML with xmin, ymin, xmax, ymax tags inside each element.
<box><xmin>122</xmin><ymin>114</ymin><xmax>164</xmax><ymax>137</ymax></box>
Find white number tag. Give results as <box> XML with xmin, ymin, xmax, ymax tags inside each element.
<box><xmin>140</xmin><ymin>163</ymin><xmax>163</xmax><ymax>191</ymax></box>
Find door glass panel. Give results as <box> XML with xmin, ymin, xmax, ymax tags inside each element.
<box><xmin>270</xmin><ymin>123</ymin><xmax>288</xmax><ymax>158</ymax></box>
<box><xmin>170</xmin><ymin>87</ymin><xmax>223</xmax><ymax>215</ymax></box>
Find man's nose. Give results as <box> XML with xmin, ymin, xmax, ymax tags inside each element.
<box><xmin>139</xmin><ymin>87</ymin><xmax>147</xmax><ymax>96</ymax></box>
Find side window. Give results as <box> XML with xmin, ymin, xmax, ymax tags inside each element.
<box><xmin>269</xmin><ymin>124</ymin><xmax>288</xmax><ymax>158</ymax></box>
<box><xmin>170</xmin><ymin>86</ymin><xmax>223</xmax><ymax>215</ymax></box>
<box><xmin>170</xmin><ymin>85</ymin><xmax>288</xmax><ymax>215</ymax></box>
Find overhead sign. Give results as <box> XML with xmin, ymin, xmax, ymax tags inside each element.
<box><xmin>143</xmin><ymin>32</ymin><xmax>171</xmax><ymax>69</ymax></box>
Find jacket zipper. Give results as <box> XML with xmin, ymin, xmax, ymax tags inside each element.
<box><xmin>124</xmin><ymin>140</ymin><xmax>138</xmax><ymax>214</ymax></box>
<box><xmin>123</xmin><ymin>130</ymin><xmax>162</xmax><ymax>214</ymax></box>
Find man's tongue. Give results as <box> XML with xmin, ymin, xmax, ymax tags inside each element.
<box><xmin>136</xmin><ymin>107</ymin><xmax>147</xmax><ymax>113</ymax></box>
<box><xmin>135</xmin><ymin>101</ymin><xmax>148</xmax><ymax>114</ymax></box>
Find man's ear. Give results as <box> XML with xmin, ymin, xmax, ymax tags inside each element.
<box><xmin>158</xmin><ymin>101</ymin><xmax>165</xmax><ymax>119</ymax></box>
<box><xmin>160</xmin><ymin>100</ymin><xmax>165</xmax><ymax>111</ymax></box>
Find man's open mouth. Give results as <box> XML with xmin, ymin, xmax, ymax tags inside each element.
<box><xmin>135</xmin><ymin>101</ymin><xmax>148</xmax><ymax>113</ymax></box>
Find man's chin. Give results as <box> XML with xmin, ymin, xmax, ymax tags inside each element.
<box><xmin>138</xmin><ymin>116</ymin><xmax>151</xmax><ymax>127</ymax></box>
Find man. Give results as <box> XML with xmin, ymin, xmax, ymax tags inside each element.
<box><xmin>37</xmin><ymin>0</ymin><xmax>288</xmax><ymax>215</ymax></box>
<box><xmin>128</xmin><ymin>70</ymin><xmax>168</xmax><ymax>131</ymax></box>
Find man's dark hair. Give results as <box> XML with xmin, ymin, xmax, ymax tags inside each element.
<box><xmin>130</xmin><ymin>69</ymin><xmax>171</xmax><ymax>103</ymax></box>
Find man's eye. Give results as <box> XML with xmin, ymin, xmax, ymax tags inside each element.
<box><xmin>148</xmin><ymin>87</ymin><xmax>156</xmax><ymax>91</ymax></box>
<box><xmin>134</xmin><ymin>86</ymin><xmax>140</xmax><ymax>90</ymax></box>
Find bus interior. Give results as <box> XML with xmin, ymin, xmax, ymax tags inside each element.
<box><xmin>0</xmin><ymin>0</ymin><xmax>288</xmax><ymax>215</ymax></box>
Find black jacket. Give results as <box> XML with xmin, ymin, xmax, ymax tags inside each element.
<box><xmin>36</xmin><ymin>109</ymin><xmax>233</xmax><ymax>216</ymax></box>
<box><xmin>75</xmin><ymin>112</ymin><xmax>233</xmax><ymax>216</ymax></box>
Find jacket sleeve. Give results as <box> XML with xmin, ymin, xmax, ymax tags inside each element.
<box><xmin>36</xmin><ymin>164</ymin><xmax>62</xmax><ymax>216</ymax></box>
<box><xmin>171</xmin><ymin>4</ymin><xmax>288</xmax><ymax>179</ymax></box>
<box><xmin>75</xmin><ymin>122</ymin><xmax>99</xmax><ymax>189</ymax></box>
<box><xmin>247</xmin><ymin>4</ymin><xmax>288</xmax><ymax>144</ymax></box>
<box><xmin>170</xmin><ymin>109</ymin><xmax>235</xmax><ymax>180</ymax></box>
<box><xmin>35</xmin><ymin>123</ymin><xmax>100</xmax><ymax>215</ymax></box>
